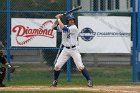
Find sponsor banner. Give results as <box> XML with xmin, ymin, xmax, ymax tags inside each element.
<box><xmin>78</xmin><ymin>16</ymin><xmax>131</xmax><ymax>53</ymax></box>
<box><xmin>11</xmin><ymin>18</ymin><xmax>56</xmax><ymax>47</ymax></box>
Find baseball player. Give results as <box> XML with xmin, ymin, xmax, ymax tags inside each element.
<box><xmin>0</xmin><ymin>49</ymin><xmax>13</xmax><ymax>87</ymax></box>
<box><xmin>51</xmin><ymin>14</ymin><xmax>93</xmax><ymax>87</ymax></box>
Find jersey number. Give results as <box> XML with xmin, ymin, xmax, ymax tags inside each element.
<box><xmin>67</xmin><ymin>33</ymin><xmax>70</xmax><ymax>39</ymax></box>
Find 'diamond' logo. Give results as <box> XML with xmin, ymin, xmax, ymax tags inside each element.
<box><xmin>12</xmin><ymin>20</ymin><xmax>54</xmax><ymax>45</ymax></box>
<box><xmin>80</xmin><ymin>27</ymin><xmax>96</xmax><ymax>41</ymax></box>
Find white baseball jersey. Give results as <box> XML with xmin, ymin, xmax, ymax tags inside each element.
<box><xmin>54</xmin><ymin>24</ymin><xmax>84</xmax><ymax>71</ymax></box>
<box><xmin>57</xmin><ymin>25</ymin><xmax>79</xmax><ymax>47</ymax></box>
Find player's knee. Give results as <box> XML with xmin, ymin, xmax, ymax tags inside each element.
<box><xmin>78</xmin><ymin>66</ymin><xmax>85</xmax><ymax>71</ymax></box>
<box><xmin>54</xmin><ymin>65</ymin><xmax>61</xmax><ymax>71</ymax></box>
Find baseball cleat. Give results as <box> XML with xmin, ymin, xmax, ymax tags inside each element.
<box><xmin>87</xmin><ymin>80</ymin><xmax>93</xmax><ymax>87</ymax></box>
<box><xmin>0</xmin><ymin>84</ymin><xmax>6</xmax><ymax>87</ymax></box>
<box><xmin>51</xmin><ymin>80</ymin><xmax>58</xmax><ymax>87</ymax></box>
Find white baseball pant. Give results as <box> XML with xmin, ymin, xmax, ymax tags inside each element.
<box><xmin>54</xmin><ymin>46</ymin><xmax>85</xmax><ymax>71</ymax></box>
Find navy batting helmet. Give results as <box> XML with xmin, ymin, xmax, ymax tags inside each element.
<box><xmin>66</xmin><ymin>14</ymin><xmax>75</xmax><ymax>21</ymax></box>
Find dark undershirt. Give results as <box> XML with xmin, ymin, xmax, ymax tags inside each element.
<box><xmin>0</xmin><ymin>56</ymin><xmax>6</xmax><ymax>64</ymax></box>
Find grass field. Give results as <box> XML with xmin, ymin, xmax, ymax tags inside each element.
<box><xmin>6</xmin><ymin>63</ymin><xmax>133</xmax><ymax>86</ymax></box>
<box><xmin>0</xmin><ymin>63</ymin><xmax>139</xmax><ymax>93</ymax></box>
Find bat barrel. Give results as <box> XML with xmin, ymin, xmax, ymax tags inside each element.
<box><xmin>63</xmin><ymin>6</ymin><xmax>82</xmax><ymax>15</ymax></box>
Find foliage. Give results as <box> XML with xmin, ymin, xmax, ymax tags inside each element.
<box><xmin>108</xmin><ymin>13</ymin><xmax>131</xmax><ymax>16</ymax></box>
<box><xmin>11</xmin><ymin>0</ymin><xmax>67</xmax><ymax>10</ymax></box>
<box><xmin>0</xmin><ymin>13</ymin><xmax>7</xmax><ymax>42</ymax></box>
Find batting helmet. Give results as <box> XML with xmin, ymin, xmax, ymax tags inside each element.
<box><xmin>66</xmin><ymin>14</ymin><xmax>75</xmax><ymax>21</ymax></box>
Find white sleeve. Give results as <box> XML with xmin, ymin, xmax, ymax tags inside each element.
<box><xmin>68</xmin><ymin>25</ymin><xmax>78</xmax><ymax>33</ymax></box>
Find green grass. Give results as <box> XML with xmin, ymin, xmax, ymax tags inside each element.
<box><xmin>4</xmin><ymin>63</ymin><xmax>137</xmax><ymax>86</ymax></box>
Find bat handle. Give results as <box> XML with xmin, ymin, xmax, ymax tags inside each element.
<box><xmin>63</xmin><ymin>12</ymin><xmax>67</xmax><ymax>15</ymax></box>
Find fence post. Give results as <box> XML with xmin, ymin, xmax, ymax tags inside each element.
<box><xmin>132</xmin><ymin>0</ymin><xmax>137</xmax><ymax>83</ymax></box>
<box><xmin>67</xmin><ymin>0</ymin><xmax>71</xmax><ymax>82</ymax></box>
<box><xmin>138</xmin><ymin>0</ymin><xmax>140</xmax><ymax>81</ymax></box>
<box><xmin>7</xmin><ymin>0</ymin><xmax>11</xmax><ymax>81</ymax></box>
<box><xmin>67</xmin><ymin>59</ymin><xmax>71</xmax><ymax>81</ymax></box>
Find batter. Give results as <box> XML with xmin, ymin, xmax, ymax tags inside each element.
<box><xmin>51</xmin><ymin>14</ymin><xmax>93</xmax><ymax>87</ymax></box>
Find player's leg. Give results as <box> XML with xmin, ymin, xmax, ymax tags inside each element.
<box><xmin>54</xmin><ymin>50</ymin><xmax>70</xmax><ymax>81</ymax></box>
<box><xmin>71</xmin><ymin>52</ymin><xmax>91</xmax><ymax>81</ymax></box>
<box><xmin>52</xmin><ymin>49</ymin><xmax>70</xmax><ymax>87</ymax></box>
<box><xmin>71</xmin><ymin>49</ymin><xmax>93</xmax><ymax>87</ymax></box>
<box><xmin>0</xmin><ymin>67</ymin><xmax>6</xmax><ymax>87</ymax></box>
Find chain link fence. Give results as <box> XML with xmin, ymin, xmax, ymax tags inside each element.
<box><xmin>0</xmin><ymin>0</ymin><xmax>137</xmax><ymax>86</ymax></box>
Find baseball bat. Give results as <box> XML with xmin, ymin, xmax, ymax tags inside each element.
<box><xmin>52</xmin><ymin>6</ymin><xmax>82</xmax><ymax>29</ymax></box>
<box><xmin>54</xmin><ymin>43</ymin><xmax>62</xmax><ymax>65</ymax></box>
<box><xmin>63</xmin><ymin>6</ymin><xmax>82</xmax><ymax>15</ymax></box>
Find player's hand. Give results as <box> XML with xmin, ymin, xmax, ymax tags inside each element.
<box><xmin>8</xmin><ymin>64</ymin><xmax>15</xmax><ymax>73</ymax></box>
<box><xmin>55</xmin><ymin>14</ymin><xmax>63</xmax><ymax>19</ymax></box>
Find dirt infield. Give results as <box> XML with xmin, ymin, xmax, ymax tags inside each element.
<box><xmin>0</xmin><ymin>86</ymin><xmax>140</xmax><ymax>93</ymax></box>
